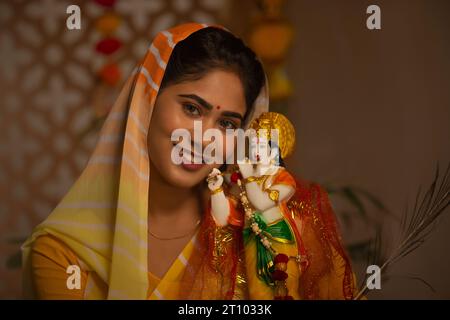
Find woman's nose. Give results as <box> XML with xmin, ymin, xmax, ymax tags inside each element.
<box><xmin>190</xmin><ymin>117</ymin><xmax>226</xmax><ymax>163</ymax></box>
<box><xmin>199</xmin><ymin>116</ymin><xmax>216</xmax><ymax>132</ymax></box>
<box><xmin>203</xmin><ymin>121</ymin><xmax>221</xmax><ymax>157</ymax></box>
<box><xmin>184</xmin><ymin>118</ymin><xmax>216</xmax><ymax>155</ymax></box>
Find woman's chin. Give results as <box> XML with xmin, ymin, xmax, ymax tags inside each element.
<box><xmin>162</xmin><ymin>164</ymin><xmax>210</xmax><ymax>189</ymax></box>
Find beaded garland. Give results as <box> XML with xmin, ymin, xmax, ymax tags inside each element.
<box><xmin>236</xmin><ymin>178</ymin><xmax>298</xmax><ymax>300</ymax></box>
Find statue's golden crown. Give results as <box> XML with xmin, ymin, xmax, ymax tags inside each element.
<box><xmin>249</xmin><ymin>112</ymin><xmax>296</xmax><ymax>159</ymax></box>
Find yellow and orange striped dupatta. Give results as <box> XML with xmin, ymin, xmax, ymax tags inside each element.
<box><xmin>21</xmin><ymin>22</ymin><xmax>269</xmax><ymax>300</ymax></box>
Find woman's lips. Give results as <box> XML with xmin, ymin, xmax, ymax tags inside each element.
<box><xmin>174</xmin><ymin>142</ymin><xmax>214</xmax><ymax>171</ymax></box>
<box><xmin>181</xmin><ymin>162</ymin><xmax>205</xmax><ymax>171</ymax></box>
<box><xmin>180</xmin><ymin>151</ymin><xmax>205</xmax><ymax>171</ymax></box>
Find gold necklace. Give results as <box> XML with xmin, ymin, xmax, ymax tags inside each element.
<box><xmin>148</xmin><ymin>219</ymin><xmax>201</xmax><ymax>241</ymax></box>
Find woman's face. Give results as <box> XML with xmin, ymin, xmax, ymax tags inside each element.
<box><xmin>148</xmin><ymin>69</ymin><xmax>247</xmax><ymax>189</ymax></box>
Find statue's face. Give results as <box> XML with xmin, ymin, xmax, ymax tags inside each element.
<box><xmin>249</xmin><ymin>135</ymin><xmax>280</xmax><ymax>176</ymax></box>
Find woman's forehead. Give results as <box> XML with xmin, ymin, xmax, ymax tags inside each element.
<box><xmin>168</xmin><ymin>70</ymin><xmax>247</xmax><ymax>114</ymax></box>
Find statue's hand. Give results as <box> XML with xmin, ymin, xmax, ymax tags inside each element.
<box><xmin>237</xmin><ymin>158</ymin><xmax>259</xmax><ymax>179</ymax></box>
<box><xmin>258</xmin><ymin>162</ymin><xmax>279</xmax><ymax>176</ymax></box>
<box><xmin>207</xmin><ymin>168</ymin><xmax>224</xmax><ymax>191</ymax></box>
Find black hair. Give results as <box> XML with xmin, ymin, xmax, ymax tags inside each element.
<box><xmin>160</xmin><ymin>27</ymin><xmax>265</xmax><ymax>123</ymax></box>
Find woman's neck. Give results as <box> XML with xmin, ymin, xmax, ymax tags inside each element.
<box><xmin>148</xmin><ymin>163</ymin><xmax>202</xmax><ymax>228</ymax></box>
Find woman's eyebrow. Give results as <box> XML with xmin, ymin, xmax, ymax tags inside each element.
<box><xmin>221</xmin><ymin>111</ymin><xmax>243</xmax><ymax>121</ymax></box>
<box><xmin>178</xmin><ymin>94</ymin><xmax>213</xmax><ymax>110</ymax></box>
<box><xmin>178</xmin><ymin>94</ymin><xmax>244</xmax><ymax>121</ymax></box>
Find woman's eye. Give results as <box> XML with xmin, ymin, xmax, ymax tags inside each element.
<box><xmin>183</xmin><ymin>103</ymin><xmax>201</xmax><ymax>116</ymax></box>
<box><xmin>219</xmin><ymin>119</ymin><xmax>238</xmax><ymax>130</ymax></box>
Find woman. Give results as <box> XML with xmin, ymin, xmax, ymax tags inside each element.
<box><xmin>22</xmin><ymin>23</ymin><xmax>357</xmax><ymax>300</ymax></box>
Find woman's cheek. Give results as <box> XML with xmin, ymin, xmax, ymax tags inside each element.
<box><xmin>163</xmin><ymin>109</ymin><xmax>192</xmax><ymax>137</ymax></box>
<box><xmin>222</xmin><ymin>136</ymin><xmax>238</xmax><ymax>164</ymax></box>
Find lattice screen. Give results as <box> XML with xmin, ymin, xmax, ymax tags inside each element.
<box><xmin>0</xmin><ymin>0</ymin><xmax>231</xmax><ymax>299</ymax></box>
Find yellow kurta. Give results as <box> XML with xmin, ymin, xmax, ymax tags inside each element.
<box><xmin>30</xmin><ymin>234</ymin><xmax>196</xmax><ymax>300</ymax></box>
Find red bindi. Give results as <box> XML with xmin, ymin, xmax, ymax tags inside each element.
<box><xmin>216</xmin><ymin>105</ymin><xmax>221</xmax><ymax>110</ymax></box>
